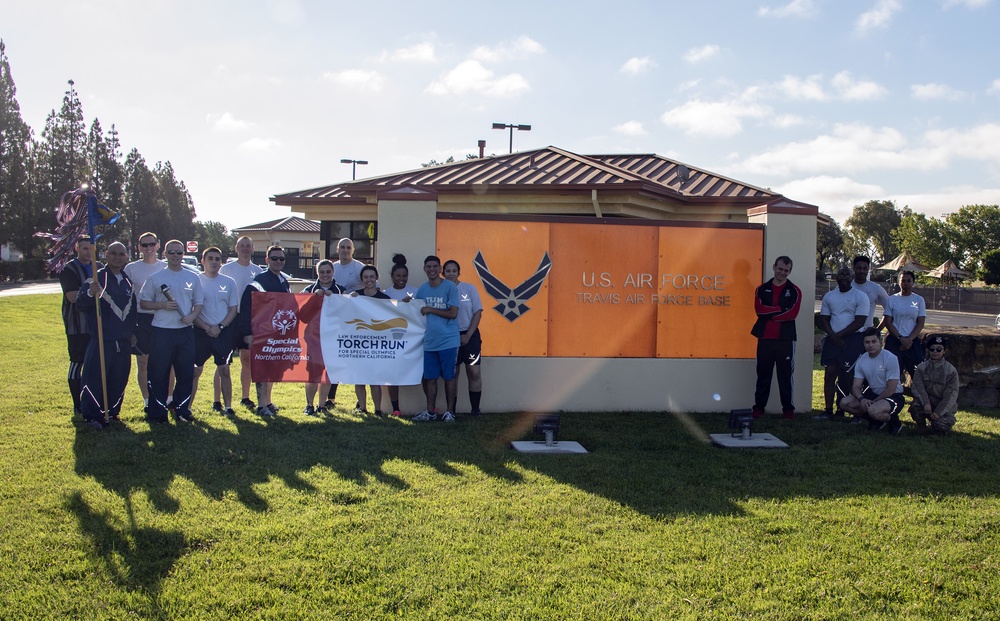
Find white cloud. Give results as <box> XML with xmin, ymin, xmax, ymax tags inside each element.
<box><xmin>856</xmin><ymin>0</ymin><xmax>902</xmax><ymax>33</ymax></box>
<box><xmin>210</xmin><ymin>112</ymin><xmax>251</xmax><ymax>132</ymax></box>
<box><xmin>911</xmin><ymin>83</ymin><xmax>966</xmax><ymax>100</ymax></box>
<box><xmin>382</xmin><ymin>42</ymin><xmax>436</xmax><ymax>63</ymax></box>
<box><xmin>470</xmin><ymin>35</ymin><xmax>545</xmax><ymax>62</ymax></box>
<box><xmin>686</xmin><ymin>46</ymin><xmax>722</xmax><ymax>65</ymax></box>
<box><xmin>240</xmin><ymin>138</ymin><xmax>281</xmax><ymax>152</ymax></box>
<box><xmin>770</xmin><ymin>114</ymin><xmax>807</xmax><ymax>128</ymax></box>
<box><xmin>831</xmin><ymin>71</ymin><xmax>887</xmax><ymax>100</ymax></box>
<box><xmin>660</xmin><ymin>93</ymin><xmax>771</xmax><ymax>137</ymax></box>
<box><xmin>425</xmin><ymin>60</ymin><xmax>530</xmax><ymax>98</ymax></box>
<box><xmin>987</xmin><ymin>78</ymin><xmax>1000</xmax><ymax>94</ymax></box>
<box><xmin>733</xmin><ymin>122</ymin><xmax>1000</xmax><ymax>178</ymax></box>
<box><xmin>613</xmin><ymin>121</ymin><xmax>647</xmax><ymax>137</ymax></box>
<box><xmin>942</xmin><ymin>0</ymin><xmax>993</xmax><ymax>8</ymax></box>
<box><xmin>323</xmin><ymin>69</ymin><xmax>384</xmax><ymax>92</ymax></box>
<box><xmin>776</xmin><ymin>74</ymin><xmax>827</xmax><ymax>101</ymax></box>
<box><xmin>683</xmin><ymin>45</ymin><xmax>720</xmax><ymax>64</ymax></box>
<box><xmin>775</xmin><ymin>176</ymin><xmax>886</xmax><ymax>221</ymax></box>
<box><xmin>758</xmin><ymin>0</ymin><xmax>818</xmax><ymax>17</ymax></box>
<box><xmin>620</xmin><ymin>56</ymin><xmax>656</xmax><ymax>76</ymax></box>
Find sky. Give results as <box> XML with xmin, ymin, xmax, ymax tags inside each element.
<box><xmin>3</xmin><ymin>0</ymin><xmax>1000</xmax><ymax>229</ymax></box>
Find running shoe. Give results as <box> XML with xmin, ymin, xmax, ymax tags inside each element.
<box><xmin>411</xmin><ymin>410</ymin><xmax>437</xmax><ymax>422</ymax></box>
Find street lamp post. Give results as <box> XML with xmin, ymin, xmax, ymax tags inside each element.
<box><xmin>491</xmin><ymin>123</ymin><xmax>531</xmax><ymax>154</ymax></box>
<box><xmin>340</xmin><ymin>158</ymin><xmax>368</xmax><ymax>180</ymax></box>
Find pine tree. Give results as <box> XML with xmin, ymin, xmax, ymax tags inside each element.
<box><xmin>0</xmin><ymin>39</ymin><xmax>41</xmax><ymax>257</ymax></box>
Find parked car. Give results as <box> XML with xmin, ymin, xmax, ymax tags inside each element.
<box><xmin>995</xmin><ymin>313</ymin><xmax>1000</xmax><ymax>330</ymax></box>
<box><xmin>181</xmin><ymin>255</ymin><xmax>202</xmax><ymax>272</ymax></box>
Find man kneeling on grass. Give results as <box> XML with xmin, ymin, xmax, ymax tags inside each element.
<box><xmin>909</xmin><ymin>334</ymin><xmax>959</xmax><ymax>434</ymax></box>
<box><xmin>839</xmin><ymin>327</ymin><xmax>906</xmax><ymax>435</ymax></box>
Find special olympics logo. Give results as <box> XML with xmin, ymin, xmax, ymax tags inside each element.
<box><xmin>272</xmin><ymin>309</ymin><xmax>298</xmax><ymax>335</ymax></box>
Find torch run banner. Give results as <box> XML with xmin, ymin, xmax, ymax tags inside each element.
<box><xmin>248</xmin><ymin>292</ymin><xmax>426</xmax><ymax>385</ymax></box>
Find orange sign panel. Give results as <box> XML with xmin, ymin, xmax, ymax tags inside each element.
<box><xmin>437</xmin><ymin>218</ymin><xmax>762</xmax><ymax>359</ymax></box>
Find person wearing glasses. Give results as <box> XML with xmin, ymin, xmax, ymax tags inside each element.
<box><xmin>910</xmin><ymin>334</ymin><xmax>959</xmax><ymax>434</ymax></box>
<box><xmin>239</xmin><ymin>245</ymin><xmax>291</xmax><ymax>418</ymax></box>
<box><xmin>76</xmin><ymin>241</ymin><xmax>136</xmax><ymax>430</ymax></box>
<box><xmin>124</xmin><ymin>231</ymin><xmax>167</xmax><ymax>412</ymax></box>
<box><xmin>139</xmin><ymin>239</ymin><xmax>205</xmax><ymax>424</ymax></box>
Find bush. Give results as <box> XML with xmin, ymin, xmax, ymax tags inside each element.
<box><xmin>0</xmin><ymin>259</ymin><xmax>50</xmax><ymax>283</ymax></box>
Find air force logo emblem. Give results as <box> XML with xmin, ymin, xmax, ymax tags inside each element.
<box><xmin>473</xmin><ymin>250</ymin><xmax>552</xmax><ymax>322</ymax></box>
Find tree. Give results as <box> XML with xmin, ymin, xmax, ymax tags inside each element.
<box><xmin>421</xmin><ymin>153</ymin><xmax>481</xmax><ymax>167</ymax></box>
<box><xmin>122</xmin><ymin>148</ymin><xmax>163</xmax><ymax>251</ymax></box>
<box><xmin>85</xmin><ymin>118</ymin><xmax>126</xmax><ymax>243</ymax></box>
<box><xmin>843</xmin><ymin>199</ymin><xmax>902</xmax><ymax>265</ymax></box>
<box><xmin>0</xmin><ymin>39</ymin><xmax>36</xmax><ymax>255</ymax></box>
<box><xmin>194</xmin><ymin>220</ymin><xmax>236</xmax><ymax>255</ymax></box>
<box><xmin>153</xmin><ymin>160</ymin><xmax>196</xmax><ymax>242</ymax></box>
<box><xmin>890</xmin><ymin>208</ymin><xmax>953</xmax><ymax>268</ymax></box>
<box><xmin>816</xmin><ymin>215</ymin><xmax>844</xmax><ymax>272</ymax></box>
<box><xmin>981</xmin><ymin>249</ymin><xmax>1000</xmax><ymax>286</ymax></box>
<box><xmin>945</xmin><ymin>204</ymin><xmax>1000</xmax><ymax>274</ymax></box>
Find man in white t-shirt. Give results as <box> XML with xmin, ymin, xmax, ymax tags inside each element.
<box><xmin>123</xmin><ymin>231</ymin><xmax>167</xmax><ymax>410</ymax></box>
<box><xmin>220</xmin><ymin>236</ymin><xmax>262</xmax><ymax>410</ymax></box>
<box><xmin>139</xmin><ymin>239</ymin><xmax>204</xmax><ymax>424</ymax></box>
<box><xmin>332</xmin><ymin>237</ymin><xmax>368</xmax><ymax>293</ymax></box>
<box><xmin>880</xmin><ymin>270</ymin><xmax>926</xmax><ymax>378</ymax></box>
<box><xmin>851</xmin><ymin>255</ymin><xmax>889</xmax><ymax>330</ymax></box>
<box><xmin>192</xmin><ymin>247</ymin><xmax>239</xmax><ymax>415</ymax></box>
<box><xmin>839</xmin><ymin>328</ymin><xmax>906</xmax><ymax>435</ymax></box>
<box><xmin>817</xmin><ymin>266</ymin><xmax>869</xmax><ymax>420</ymax></box>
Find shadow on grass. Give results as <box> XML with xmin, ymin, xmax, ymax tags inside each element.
<box><xmin>65</xmin><ymin>491</ymin><xmax>186</xmax><ymax>604</ymax></box>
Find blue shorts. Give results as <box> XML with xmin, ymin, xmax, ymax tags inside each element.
<box><xmin>424</xmin><ymin>348</ymin><xmax>458</xmax><ymax>380</ymax></box>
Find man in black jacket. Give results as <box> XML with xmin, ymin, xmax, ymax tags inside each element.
<box><xmin>239</xmin><ymin>245</ymin><xmax>291</xmax><ymax>418</ymax></box>
<box><xmin>750</xmin><ymin>256</ymin><xmax>802</xmax><ymax>419</ymax></box>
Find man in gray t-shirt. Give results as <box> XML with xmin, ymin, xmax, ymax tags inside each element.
<box><xmin>139</xmin><ymin>239</ymin><xmax>204</xmax><ymax>423</ymax></box>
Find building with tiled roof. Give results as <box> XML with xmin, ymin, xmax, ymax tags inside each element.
<box><xmin>231</xmin><ymin>216</ymin><xmax>321</xmax><ymax>277</ymax></box>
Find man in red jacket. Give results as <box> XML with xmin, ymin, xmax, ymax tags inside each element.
<box><xmin>750</xmin><ymin>256</ymin><xmax>802</xmax><ymax>419</ymax></box>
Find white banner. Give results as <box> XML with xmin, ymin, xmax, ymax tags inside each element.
<box><xmin>320</xmin><ymin>295</ymin><xmax>426</xmax><ymax>385</ymax></box>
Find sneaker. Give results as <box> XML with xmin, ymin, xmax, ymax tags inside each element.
<box><xmin>212</xmin><ymin>401</ymin><xmax>223</xmax><ymax>413</ymax></box>
<box><xmin>304</xmin><ymin>405</ymin><xmax>317</xmax><ymax>417</ymax></box>
<box><xmin>888</xmin><ymin>420</ymin><xmax>903</xmax><ymax>435</ymax></box>
<box><xmin>241</xmin><ymin>397</ymin><xmax>256</xmax><ymax>410</ymax></box>
<box><xmin>813</xmin><ymin>410</ymin><xmax>834</xmax><ymax>420</ymax></box>
<box><xmin>470</xmin><ymin>409</ymin><xmax>482</xmax><ymax>417</ymax></box>
<box><xmin>223</xmin><ymin>407</ymin><xmax>236</xmax><ymax>416</ymax></box>
<box><xmin>392</xmin><ymin>410</ymin><xmax>402</xmax><ymax>417</ymax></box>
<box><xmin>375</xmin><ymin>410</ymin><xmax>385</xmax><ymax>418</ymax></box>
<box><xmin>256</xmin><ymin>406</ymin><xmax>273</xmax><ymax>418</ymax></box>
<box><xmin>782</xmin><ymin>408</ymin><xmax>795</xmax><ymax>420</ymax></box>
<box><xmin>267</xmin><ymin>404</ymin><xmax>279</xmax><ymax>416</ymax></box>
<box><xmin>752</xmin><ymin>406</ymin><xmax>764</xmax><ymax>419</ymax></box>
<box><xmin>411</xmin><ymin>410</ymin><xmax>437</xmax><ymax>422</ymax></box>
<box><xmin>849</xmin><ymin>415</ymin><xmax>866</xmax><ymax>425</ymax></box>
<box><xmin>175</xmin><ymin>414</ymin><xmax>192</xmax><ymax>424</ymax></box>
<box><xmin>442</xmin><ymin>411</ymin><xmax>455</xmax><ymax>423</ymax></box>
<box><xmin>353</xmin><ymin>405</ymin><xmax>367</xmax><ymax>415</ymax></box>
<box><xmin>321</xmin><ymin>399</ymin><xmax>335</xmax><ymax>412</ymax></box>
<box><xmin>86</xmin><ymin>419</ymin><xmax>105</xmax><ymax>431</ymax></box>
<box><xmin>869</xmin><ymin>420</ymin><xmax>887</xmax><ymax>432</ymax></box>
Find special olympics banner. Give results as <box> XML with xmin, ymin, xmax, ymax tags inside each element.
<box><xmin>320</xmin><ymin>294</ymin><xmax>425</xmax><ymax>386</ymax></box>
<box><xmin>249</xmin><ymin>291</ymin><xmax>425</xmax><ymax>385</ymax></box>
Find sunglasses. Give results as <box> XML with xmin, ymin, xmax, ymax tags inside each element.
<box><xmin>139</xmin><ymin>242</ymin><xmax>157</xmax><ymax>248</ymax></box>
<box><xmin>268</xmin><ymin>256</ymin><xmax>286</xmax><ymax>261</ymax></box>
<box><xmin>928</xmin><ymin>347</ymin><xmax>944</xmax><ymax>352</ymax></box>
<box><xmin>165</xmin><ymin>250</ymin><xmax>184</xmax><ymax>255</ymax></box>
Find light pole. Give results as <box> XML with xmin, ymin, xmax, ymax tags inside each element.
<box><xmin>491</xmin><ymin>123</ymin><xmax>531</xmax><ymax>154</ymax></box>
<box><xmin>340</xmin><ymin>158</ymin><xmax>368</xmax><ymax>180</ymax></box>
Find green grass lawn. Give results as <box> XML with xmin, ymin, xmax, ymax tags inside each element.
<box><xmin>3</xmin><ymin>294</ymin><xmax>1000</xmax><ymax>620</ymax></box>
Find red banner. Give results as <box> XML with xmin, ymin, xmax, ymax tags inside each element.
<box><xmin>249</xmin><ymin>292</ymin><xmax>326</xmax><ymax>383</ymax></box>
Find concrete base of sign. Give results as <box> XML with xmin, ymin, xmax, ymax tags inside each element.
<box><xmin>709</xmin><ymin>433</ymin><xmax>789</xmax><ymax>449</ymax></box>
<box><xmin>511</xmin><ymin>440</ymin><xmax>589</xmax><ymax>454</ymax></box>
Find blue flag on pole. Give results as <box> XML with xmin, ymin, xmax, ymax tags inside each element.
<box><xmin>87</xmin><ymin>194</ymin><xmax>119</xmax><ymax>241</ymax></box>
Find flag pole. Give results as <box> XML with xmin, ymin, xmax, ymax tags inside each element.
<box><xmin>91</xmin><ymin>240</ymin><xmax>110</xmax><ymax>424</ymax></box>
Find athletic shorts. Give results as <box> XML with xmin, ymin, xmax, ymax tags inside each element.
<box><xmin>820</xmin><ymin>332</ymin><xmax>865</xmax><ymax>371</ymax></box>
<box><xmin>67</xmin><ymin>333</ymin><xmax>89</xmax><ymax>363</ymax></box>
<box><xmin>424</xmin><ymin>348</ymin><xmax>458</xmax><ymax>381</ymax></box>
<box><xmin>457</xmin><ymin>329</ymin><xmax>482</xmax><ymax>366</ymax></box>
<box><xmin>132</xmin><ymin>313</ymin><xmax>154</xmax><ymax>355</ymax></box>
<box><xmin>861</xmin><ymin>386</ymin><xmax>906</xmax><ymax>417</ymax></box>
<box><xmin>195</xmin><ymin>327</ymin><xmax>234</xmax><ymax>367</ymax></box>
<box><xmin>885</xmin><ymin>335</ymin><xmax>924</xmax><ymax>377</ymax></box>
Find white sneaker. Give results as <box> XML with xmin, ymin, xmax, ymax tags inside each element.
<box><xmin>411</xmin><ymin>410</ymin><xmax>437</xmax><ymax>422</ymax></box>
<box><xmin>442</xmin><ymin>411</ymin><xmax>455</xmax><ymax>423</ymax></box>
